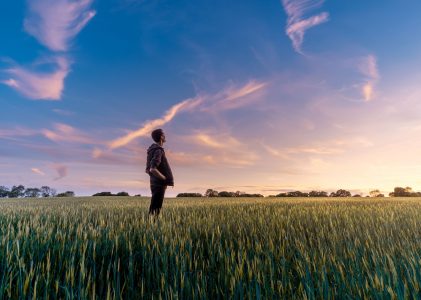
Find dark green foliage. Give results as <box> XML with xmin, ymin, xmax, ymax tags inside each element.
<box><xmin>389</xmin><ymin>187</ymin><xmax>421</xmax><ymax>197</ymax></box>
<box><xmin>116</xmin><ymin>192</ymin><xmax>130</xmax><ymax>196</ymax></box>
<box><xmin>0</xmin><ymin>186</ymin><xmax>9</xmax><ymax>198</ymax></box>
<box><xmin>8</xmin><ymin>185</ymin><xmax>25</xmax><ymax>198</ymax></box>
<box><xmin>218</xmin><ymin>191</ymin><xmax>235</xmax><ymax>197</ymax></box>
<box><xmin>176</xmin><ymin>193</ymin><xmax>202</xmax><ymax>197</ymax></box>
<box><xmin>56</xmin><ymin>191</ymin><xmax>75</xmax><ymax>197</ymax></box>
<box><xmin>93</xmin><ymin>192</ymin><xmax>113</xmax><ymax>196</ymax></box>
<box><xmin>309</xmin><ymin>191</ymin><xmax>328</xmax><ymax>197</ymax></box>
<box><xmin>276</xmin><ymin>191</ymin><xmax>309</xmax><ymax>197</ymax></box>
<box><xmin>24</xmin><ymin>188</ymin><xmax>41</xmax><ymax>198</ymax></box>
<box><xmin>329</xmin><ymin>189</ymin><xmax>351</xmax><ymax>197</ymax></box>
<box><xmin>93</xmin><ymin>192</ymin><xmax>130</xmax><ymax>197</ymax></box>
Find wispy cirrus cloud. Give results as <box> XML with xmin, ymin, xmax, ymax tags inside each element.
<box><xmin>2</xmin><ymin>0</ymin><xmax>95</xmax><ymax>100</ymax></box>
<box><xmin>42</xmin><ymin>122</ymin><xmax>98</xmax><ymax>144</ymax></box>
<box><xmin>359</xmin><ymin>54</ymin><xmax>379</xmax><ymax>101</ymax></box>
<box><xmin>109</xmin><ymin>97</ymin><xmax>204</xmax><ymax>149</ymax></box>
<box><xmin>201</xmin><ymin>80</ymin><xmax>268</xmax><ymax>112</ymax></box>
<box><xmin>181</xmin><ymin>131</ymin><xmax>259</xmax><ymax>167</ymax></box>
<box><xmin>108</xmin><ymin>80</ymin><xmax>269</xmax><ymax>149</ymax></box>
<box><xmin>263</xmin><ymin>136</ymin><xmax>374</xmax><ymax>160</ymax></box>
<box><xmin>31</xmin><ymin>168</ymin><xmax>45</xmax><ymax>175</ymax></box>
<box><xmin>281</xmin><ymin>0</ymin><xmax>329</xmax><ymax>54</ymax></box>
<box><xmin>0</xmin><ymin>123</ymin><xmax>99</xmax><ymax>146</ymax></box>
<box><xmin>191</xmin><ymin>133</ymin><xmax>242</xmax><ymax>149</ymax></box>
<box><xmin>24</xmin><ymin>0</ymin><xmax>96</xmax><ymax>51</ymax></box>
<box><xmin>1</xmin><ymin>57</ymin><xmax>70</xmax><ymax>100</ymax></box>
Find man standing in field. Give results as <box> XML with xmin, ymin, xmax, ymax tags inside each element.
<box><xmin>146</xmin><ymin>128</ymin><xmax>174</xmax><ymax>216</ymax></box>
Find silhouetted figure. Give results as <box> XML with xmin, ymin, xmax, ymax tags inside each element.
<box><xmin>146</xmin><ymin>129</ymin><xmax>174</xmax><ymax>217</ymax></box>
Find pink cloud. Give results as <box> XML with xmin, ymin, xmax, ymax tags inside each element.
<box><xmin>52</xmin><ymin>164</ymin><xmax>68</xmax><ymax>180</ymax></box>
<box><xmin>180</xmin><ymin>131</ymin><xmax>259</xmax><ymax>167</ymax></box>
<box><xmin>109</xmin><ymin>97</ymin><xmax>203</xmax><ymax>149</ymax></box>
<box><xmin>42</xmin><ymin>122</ymin><xmax>98</xmax><ymax>144</ymax></box>
<box><xmin>0</xmin><ymin>127</ymin><xmax>38</xmax><ymax>139</ymax></box>
<box><xmin>201</xmin><ymin>80</ymin><xmax>268</xmax><ymax>112</ymax></box>
<box><xmin>31</xmin><ymin>168</ymin><xmax>45</xmax><ymax>175</ymax></box>
<box><xmin>106</xmin><ymin>80</ymin><xmax>267</xmax><ymax>150</ymax></box>
<box><xmin>24</xmin><ymin>0</ymin><xmax>96</xmax><ymax>51</ymax></box>
<box><xmin>2</xmin><ymin>57</ymin><xmax>70</xmax><ymax>100</ymax></box>
<box><xmin>281</xmin><ymin>0</ymin><xmax>329</xmax><ymax>54</ymax></box>
<box><xmin>358</xmin><ymin>54</ymin><xmax>379</xmax><ymax>101</ymax></box>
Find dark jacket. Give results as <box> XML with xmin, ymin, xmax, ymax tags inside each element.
<box><xmin>146</xmin><ymin>143</ymin><xmax>174</xmax><ymax>186</ymax></box>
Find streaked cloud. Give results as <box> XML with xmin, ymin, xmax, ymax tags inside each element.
<box><xmin>201</xmin><ymin>80</ymin><xmax>268</xmax><ymax>112</ymax></box>
<box><xmin>0</xmin><ymin>123</ymin><xmax>99</xmax><ymax>145</ymax></box>
<box><xmin>31</xmin><ymin>168</ymin><xmax>45</xmax><ymax>175</ymax></box>
<box><xmin>52</xmin><ymin>164</ymin><xmax>68</xmax><ymax>180</ymax></box>
<box><xmin>109</xmin><ymin>97</ymin><xmax>203</xmax><ymax>149</ymax></box>
<box><xmin>0</xmin><ymin>127</ymin><xmax>38</xmax><ymax>139</ymax></box>
<box><xmin>224</xmin><ymin>81</ymin><xmax>268</xmax><ymax>101</ymax></box>
<box><xmin>359</xmin><ymin>55</ymin><xmax>379</xmax><ymax>101</ymax></box>
<box><xmin>281</xmin><ymin>0</ymin><xmax>329</xmax><ymax>54</ymax></box>
<box><xmin>263</xmin><ymin>136</ymin><xmax>374</xmax><ymax>160</ymax></box>
<box><xmin>181</xmin><ymin>131</ymin><xmax>259</xmax><ymax>168</ymax></box>
<box><xmin>24</xmin><ymin>0</ymin><xmax>96</xmax><ymax>51</ymax></box>
<box><xmin>192</xmin><ymin>133</ymin><xmax>242</xmax><ymax>149</ymax></box>
<box><xmin>107</xmin><ymin>80</ymin><xmax>267</xmax><ymax>150</ymax></box>
<box><xmin>42</xmin><ymin>122</ymin><xmax>98</xmax><ymax>144</ymax></box>
<box><xmin>1</xmin><ymin>57</ymin><xmax>70</xmax><ymax>100</ymax></box>
<box><xmin>263</xmin><ymin>143</ymin><xmax>342</xmax><ymax>159</ymax></box>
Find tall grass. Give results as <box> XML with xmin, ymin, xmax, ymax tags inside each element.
<box><xmin>0</xmin><ymin>197</ymin><xmax>420</xmax><ymax>299</ymax></box>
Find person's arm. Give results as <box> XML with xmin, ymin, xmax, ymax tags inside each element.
<box><xmin>149</xmin><ymin>149</ymin><xmax>166</xmax><ymax>180</ymax></box>
<box><xmin>149</xmin><ymin>168</ymin><xmax>166</xmax><ymax>180</ymax></box>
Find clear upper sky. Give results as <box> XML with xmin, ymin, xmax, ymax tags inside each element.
<box><xmin>1</xmin><ymin>0</ymin><xmax>421</xmax><ymax>196</ymax></box>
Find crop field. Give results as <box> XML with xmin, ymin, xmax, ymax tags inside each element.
<box><xmin>0</xmin><ymin>197</ymin><xmax>421</xmax><ymax>299</ymax></box>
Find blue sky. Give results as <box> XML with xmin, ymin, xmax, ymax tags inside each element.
<box><xmin>2</xmin><ymin>0</ymin><xmax>421</xmax><ymax>196</ymax></box>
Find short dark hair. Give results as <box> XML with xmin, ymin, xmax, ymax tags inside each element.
<box><xmin>151</xmin><ymin>129</ymin><xmax>164</xmax><ymax>142</ymax></box>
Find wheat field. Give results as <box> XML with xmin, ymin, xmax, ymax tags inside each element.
<box><xmin>0</xmin><ymin>196</ymin><xmax>420</xmax><ymax>299</ymax></box>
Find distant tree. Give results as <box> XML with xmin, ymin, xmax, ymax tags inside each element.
<box><xmin>0</xmin><ymin>186</ymin><xmax>9</xmax><ymax>198</ymax></box>
<box><xmin>57</xmin><ymin>191</ymin><xmax>75</xmax><ymax>197</ymax></box>
<box><xmin>50</xmin><ymin>188</ymin><xmax>57</xmax><ymax>197</ymax></box>
<box><xmin>369</xmin><ymin>189</ymin><xmax>384</xmax><ymax>197</ymax></box>
<box><xmin>309</xmin><ymin>191</ymin><xmax>328</xmax><ymax>197</ymax></box>
<box><xmin>176</xmin><ymin>193</ymin><xmax>202</xmax><ymax>197</ymax></box>
<box><xmin>390</xmin><ymin>187</ymin><xmax>413</xmax><ymax>197</ymax></box>
<box><xmin>93</xmin><ymin>192</ymin><xmax>113</xmax><ymax>196</ymax></box>
<box><xmin>218</xmin><ymin>191</ymin><xmax>236</xmax><ymax>197</ymax></box>
<box><xmin>330</xmin><ymin>189</ymin><xmax>351</xmax><ymax>197</ymax></box>
<box><xmin>276</xmin><ymin>193</ymin><xmax>288</xmax><ymax>197</ymax></box>
<box><xmin>235</xmin><ymin>191</ymin><xmax>245</xmax><ymax>197</ymax></box>
<box><xmin>40</xmin><ymin>186</ymin><xmax>56</xmax><ymax>197</ymax></box>
<box><xmin>242</xmin><ymin>193</ymin><xmax>264</xmax><ymax>197</ymax></box>
<box><xmin>205</xmin><ymin>189</ymin><xmax>219</xmax><ymax>197</ymax></box>
<box><xmin>287</xmin><ymin>191</ymin><xmax>308</xmax><ymax>197</ymax></box>
<box><xmin>134</xmin><ymin>194</ymin><xmax>142</xmax><ymax>197</ymax></box>
<box><xmin>24</xmin><ymin>188</ymin><xmax>41</xmax><ymax>198</ymax></box>
<box><xmin>276</xmin><ymin>191</ymin><xmax>308</xmax><ymax>197</ymax></box>
<box><xmin>116</xmin><ymin>192</ymin><xmax>129</xmax><ymax>196</ymax></box>
<box><xmin>9</xmin><ymin>185</ymin><xmax>25</xmax><ymax>198</ymax></box>
<box><xmin>352</xmin><ymin>194</ymin><xmax>362</xmax><ymax>197</ymax></box>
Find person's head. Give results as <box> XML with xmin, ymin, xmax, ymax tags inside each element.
<box><xmin>151</xmin><ymin>128</ymin><xmax>166</xmax><ymax>144</ymax></box>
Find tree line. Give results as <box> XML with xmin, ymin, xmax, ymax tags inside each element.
<box><xmin>0</xmin><ymin>185</ymin><xmax>75</xmax><ymax>198</ymax></box>
<box><xmin>177</xmin><ymin>187</ymin><xmax>421</xmax><ymax>198</ymax></box>
<box><xmin>177</xmin><ymin>189</ymin><xmax>264</xmax><ymax>197</ymax></box>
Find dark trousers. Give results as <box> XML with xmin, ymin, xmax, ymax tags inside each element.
<box><xmin>149</xmin><ymin>184</ymin><xmax>167</xmax><ymax>216</ymax></box>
